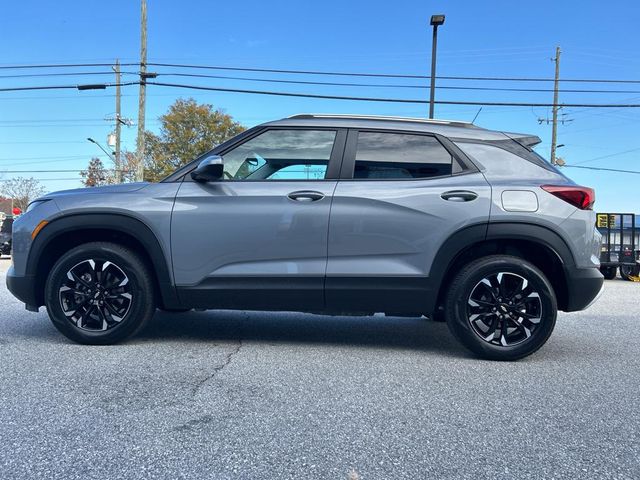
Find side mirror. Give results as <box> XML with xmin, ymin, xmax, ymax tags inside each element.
<box><xmin>191</xmin><ymin>155</ymin><xmax>224</xmax><ymax>182</ymax></box>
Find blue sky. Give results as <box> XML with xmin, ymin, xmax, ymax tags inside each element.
<box><xmin>0</xmin><ymin>0</ymin><xmax>639</xmax><ymax>212</ymax></box>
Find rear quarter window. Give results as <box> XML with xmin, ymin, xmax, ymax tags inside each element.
<box><xmin>454</xmin><ymin>142</ymin><xmax>570</xmax><ymax>182</ymax></box>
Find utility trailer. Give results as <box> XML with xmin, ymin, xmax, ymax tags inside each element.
<box><xmin>0</xmin><ymin>215</ymin><xmax>12</xmax><ymax>256</ymax></box>
<box><xmin>597</xmin><ymin>213</ymin><xmax>640</xmax><ymax>280</ymax></box>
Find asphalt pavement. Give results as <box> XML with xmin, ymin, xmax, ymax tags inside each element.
<box><xmin>1</xmin><ymin>257</ymin><xmax>639</xmax><ymax>479</ymax></box>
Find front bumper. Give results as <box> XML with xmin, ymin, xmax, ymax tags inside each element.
<box><xmin>6</xmin><ymin>266</ymin><xmax>39</xmax><ymax>311</ymax></box>
<box><xmin>564</xmin><ymin>266</ymin><xmax>604</xmax><ymax>312</ymax></box>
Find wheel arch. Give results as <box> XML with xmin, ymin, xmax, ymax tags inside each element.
<box><xmin>27</xmin><ymin>213</ymin><xmax>180</xmax><ymax>309</ymax></box>
<box><xmin>430</xmin><ymin>222</ymin><xmax>576</xmax><ymax>315</ymax></box>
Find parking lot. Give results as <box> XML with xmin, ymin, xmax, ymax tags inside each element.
<box><xmin>0</xmin><ymin>256</ymin><xmax>639</xmax><ymax>479</ymax></box>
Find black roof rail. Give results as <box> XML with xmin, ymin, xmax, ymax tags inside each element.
<box><xmin>287</xmin><ymin>113</ymin><xmax>479</xmax><ymax>128</ymax></box>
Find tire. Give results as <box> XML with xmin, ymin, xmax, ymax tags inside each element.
<box><xmin>601</xmin><ymin>266</ymin><xmax>617</xmax><ymax>280</ymax></box>
<box><xmin>44</xmin><ymin>242</ymin><xmax>156</xmax><ymax>345</ymax></box>
<box><xmin>444</xmin><ymin>255</ymin><xmax>557</xmax><ymax>361</ymax></box>
<box><xmin>619</xmin><ymin>265</ymin><xmax>639</xmax><ymax>281</ymax></box>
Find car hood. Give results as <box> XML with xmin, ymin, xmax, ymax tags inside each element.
<box><xmin>40</xmin><ymin>182</ymin><xmax>150</xmax><ymax>200</ymax></box>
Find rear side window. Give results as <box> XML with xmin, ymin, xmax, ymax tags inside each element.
<box><xmin>454</xmin><ymin>141</ymin><xmax>570</xmax><ymax>182</ymax></box>
<box><xmin>354</xmin><ymin>132</ymin><xmax>452</xmax><ymax>179</ymax></box>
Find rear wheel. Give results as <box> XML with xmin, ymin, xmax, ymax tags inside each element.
<box><xmin>444</xmin><ymin>255</ymin><xmax>557</xmax><ymax>361</ymax></box>
<box><xmin>44</xmin><ymin>242</ymin><xmax>155</xmax><ymax>345</ymax></box>
<box><xmin>620</xmin><ymin>265</ymin><xmax>640</xmax><ymax>281</ymax></box>
<box><xmin>600</xmin><ymin>266</ymin><xmax>617</xmax><ymax>280</ymax></box>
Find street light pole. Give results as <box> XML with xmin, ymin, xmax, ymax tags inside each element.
<box><xmin>429</xmin><ymin>14</ymin><xmax>445</xmax><ymax>119</ymax></box>
<box><xmin>87</xmin><ymin>137</ymin><xmax>115</xmax><ymax>162</ymax></box>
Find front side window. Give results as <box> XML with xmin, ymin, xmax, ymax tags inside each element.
<box><xmin>354</xmin><ymin>132</ymin><xmax>452</xmax><ymax>179</ymax></box>
<box><xmin>222</xmin><ymin>129</ymin><xmax>336</xmax><ymax>180</ymax></box>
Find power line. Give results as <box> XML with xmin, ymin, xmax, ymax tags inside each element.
<box><xmin>0</xmin><ymin>118</ymin><xmax>108</xmax><ymax>123</ymax></box>
<box><xmin>3</xmin><ymin>80</ymin><xmax>640</xmax><ymax>108</ymax></box>
<box><xmin>572</xmin><ymin>147</ymin><xmax>640</xmax><ymax>165</ymax></box>
<box><xmin>0</xmin><ymin>177</ymin><xmax>83</xmax><ymax>181</ymax></box>
<box><xmin>147</xmin><ymin>63</ymin><xmax>640</xmax><ymax>84</ymax></box>
<box><xmin>0</xmin><ymin>170</ymin><xmax>124</xmax><ymax>175</ymax></box>
<box><xmin>0</xmin><ymin>154</ymin><xmax>96</xmax><ymax>161</ymax></box>
<box><xmin>0</xmin><ymin>71</ymin><xmax>135</xmax><ymax>79</ymax></box>
<box><xmin>151</xmin><ymin>72</ymin><xmax>640</xmax><ymax>94</ymax></box>
<box><xmin>146</xmin><ymin>81</ymin><xmax>640</xmax><ymax>107</ymax></box>
<box><xmin>4</xmin><ymin>68</ymin><xmax>640</xmax><ymax>94</ymax></box>
<box><xmin>0</xmin><ymin>124</ymin><xmax>123</xmax><ymax>128</ymax></box>
<box><xmin>7</xmin><ymin>157</ymin><xmax>109</xmax><ymax>167</ymax></box>
<box><xmin>0</xmin><ymin>141</ymin><xmax>87</xmax><ymax>144</ymax></box>
<box><xmin>0</xmin><ymin>81</ymin><xmax>139</xmax><ymax>92</ymax></box>
<box><xmin>1</xmin><ymin>61</ymin><xmax>640</xmax><ymax>84</ymax></box>
<box><xmin>0</xmin><ymin>63</ymin><xmax>137</xmax><ymax>70</ymax></box>
<box><xmin>564</xmin><ymin>165</ymin><xmax>640</xmax><ymax>174</ymax></box>
<box><xmin>4</xmin><ymin>78</ymin><xmax>640</xmax><ymax>107</ymax></box>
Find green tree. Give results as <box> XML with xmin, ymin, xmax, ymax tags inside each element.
<box><xmin>142</xmin><ymin>98</ymin><xmax>244</xmax><ymax>181</ymax></box>
<box><xmin>80</xmin><ymin>157</ymin><xmax>112</xmax><ymax>187</ymax></box>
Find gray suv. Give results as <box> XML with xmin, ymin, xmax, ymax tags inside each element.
<box><xmin>6</xmin><ymin>114</ymin><xmax>604</xmax><ymax>360</ymax></box>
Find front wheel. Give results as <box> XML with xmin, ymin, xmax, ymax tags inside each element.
<box><xmin>444</xmin><ymin>255</ymin><xmax>557</xmax><ymax>361</ymax></box>
<box><xmin>44</xmin><ymin>242</ymin><xmax>156</xmax><ymax>345</ymax></box>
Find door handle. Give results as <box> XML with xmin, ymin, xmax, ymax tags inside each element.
<box><xmin>441</xmin><ymin>190</ymin><xmax>478</xmax><ymax>202</ymax></box>
<box><xmin>287</xmin><ymin>190</ymin><xmax>325</xmax><ymax>202</ymax></box>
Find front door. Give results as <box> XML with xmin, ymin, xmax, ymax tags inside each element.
<box><xmin>171</xmin><ymin>128</ymin><xmax>346</xmax><ymax>311</ymax></box>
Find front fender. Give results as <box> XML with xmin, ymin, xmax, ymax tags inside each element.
<box><xmin>26</xmin><ymin>213</ymin><xmax>179</xmax><ymax>309</ymax></box>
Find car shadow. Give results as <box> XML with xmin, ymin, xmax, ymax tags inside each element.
<box><xmin>137</xmin><ymin>310</ymin><xmax>469</xmax><ymax>357</ymax></box>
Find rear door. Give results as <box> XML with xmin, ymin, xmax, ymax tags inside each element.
<box><xmin>171</xmin><ymin>127</ymin><xmax>346</xmax><ymax>311</ymax></box>
<box><xmin>326</xmin><ymin>129</ymin><xmax>491</xmax><ymax>314</ymax></box>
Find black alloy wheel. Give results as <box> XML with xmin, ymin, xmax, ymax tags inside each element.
<box><xmin>466</xmin><ymin>272</ymin><xmax>542</xmax><ymax>347</ymax></box>
<box><xmin>45</xmin><ymin>242</ymin><xmax>155</xmax><ymax>344</ymax></box>
<box><xmin>58</xmin><ymin>259</ymin><xmax>133</xmax><ymax>331</ymax></box>
<box><xmin>444</xmin><ymin>255</ymin><xmax>557</xmax><ymax>361</ymax></box>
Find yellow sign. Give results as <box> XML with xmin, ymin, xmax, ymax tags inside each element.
<box><xmin>597</xmin><ymin>214</ymin><xmax>616</xmax><ymax>228</ymax></box>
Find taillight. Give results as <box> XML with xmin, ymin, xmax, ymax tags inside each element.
<box><xmin>541</xmin><ymin>185</ymin><xmax>595</xmax><ymax>210</ymax></box>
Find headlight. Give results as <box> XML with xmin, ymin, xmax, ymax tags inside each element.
<box><xmin>26</xmin><ymin>200</ymin><xmax>50</xmax><ymax>213</ymax></box>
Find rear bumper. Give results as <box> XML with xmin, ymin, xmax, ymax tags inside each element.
<box><xmin>6</xmin><ymin>266</ymin><xmax>39</xmax><ymax>311</ymax></box>
<box><xmin>564</xmin><ymin>266</ymin><xmax>604</xmax><ymax>312</ymax></box>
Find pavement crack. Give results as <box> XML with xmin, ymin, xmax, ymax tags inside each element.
<box><xmin>191</xmin><ymin>340</ymin><xmax>242</xmax><ymax>397</ymax></box>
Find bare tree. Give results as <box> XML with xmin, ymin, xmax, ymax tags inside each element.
<box><xmin>0</xmin><ymin>177</ymin><xmax>46</xmax><ymax>212</ymax></box>
<box><xmin>120</xmin><ymin>151</ymin><xmax>140</xmax><ymax>183</ymax></box>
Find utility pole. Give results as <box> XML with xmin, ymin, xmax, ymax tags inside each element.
<box><xmin>428</xmin><ymin>15</ymin><xmax>445</xmax><ymax>119</ymax></box>
<box><xmin>550</xmin><ymin>46</ymin><xmax>561</xmax><ymax>165</ymax></box>
<box><xmin>113</xmin><ymin>60</ymin><xmax>122</xmax><ymax>183</ymax></box>
<box><xmin>136</xmin><ymin>0</ymin><xmax>147</xmax><ymax>182</ymax></box>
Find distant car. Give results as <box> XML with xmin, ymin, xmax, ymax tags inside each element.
<box><xmin>6</xmin><ymin>114</ymin><xmax>603</xmax><ymax>360</ymax></box>
<box><xmin>0</xmin><ymin>216</ymin><xmax>13</xmax><ymax>256</ymax></box>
